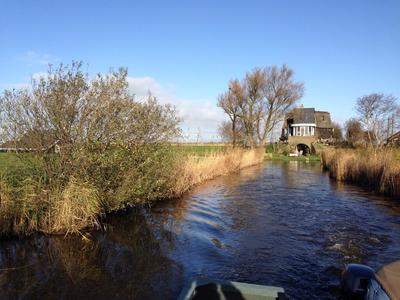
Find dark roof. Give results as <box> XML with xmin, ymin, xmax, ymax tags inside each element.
<box><xmin>292</xmin><ymin>108</ymin><xmax>315</xmax><ymax>124</ymax></box>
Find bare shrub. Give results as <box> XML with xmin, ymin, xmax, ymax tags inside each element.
<box><xmin>355</xmin><ymin>93</ymin><xmax>399</xmax><ymax>145</ymax></box>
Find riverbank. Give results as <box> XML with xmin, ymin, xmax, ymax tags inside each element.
<box><xmin>172</xmin><ymin>148</ymin><xmax>264</xmax><ymax>196</ymax></box>
<box><xmin>0</xmin><ymin>148</ymin><xmax>263</xmax><ymax>237</ymax></box>
<box><xmin>321</xmin><ymin>147</ymin><xmax>400</xmax><ymax>197</ymax></box>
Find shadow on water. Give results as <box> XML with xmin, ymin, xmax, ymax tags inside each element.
<box><xmin>1</xmin><ymin>161</ymin><xmax>400</xmax><ymax>299</ymax></box>
<box><xmin>0</xmin><ymin>212</ymin><xmax>184</xmax><ymax>299</ymax></box>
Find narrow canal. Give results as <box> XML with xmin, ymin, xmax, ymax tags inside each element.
<box><xmin>1</xmin><ymin>161</ymin><xmax>400</xmax><ymax>299</ymax></box>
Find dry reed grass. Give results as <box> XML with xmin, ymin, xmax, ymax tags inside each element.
<box><xmin>45</xmin><ymin>178</ymin><xmax>103</xmax><ymax>235</ymax></box>
<box><xmin>171</xmin><ymin>148</ymin><xmax>264</xmax><ymax>197</ymax></box>
<box><xmin>0</xmin><ymin>176</ymin><xmax>103</xmax><ymax>236</ymax></box>
<box><xmin>0</xmin><ymin>177</ymin><xmax>45</xmax><ymax>235</ymax></box>
<box><xmin>321</xmin><ymin>147</ymin><xmax>400</xmax><ymax>197</ymax></box>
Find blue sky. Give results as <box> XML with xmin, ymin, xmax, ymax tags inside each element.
<box><xmin>1</xmin><ymin>0</ymin><xmax>399</xmax><ymax>141</ymax></box>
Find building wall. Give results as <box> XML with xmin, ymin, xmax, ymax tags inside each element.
<box><xmin>314</xmin><ymin>111</ymin><xmax>332</xmax><ymax>128</ymax></box>
<box><xmin>316</xmin><ymin>127</ymin><xmax>333</xmax><ymax>139</ymax></box>
<box><xmin>287</xmin><ymin>136</ymin><xmax>317</xmax><ymax>147</ymax></box>
<box><xmin>281</xmin><ymin>108</ymin><xmax>334</xmax><ymax>144</ymax></box>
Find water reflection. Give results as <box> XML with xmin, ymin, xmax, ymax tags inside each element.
<box><xmin>1</xmin><ymin>161</ymin><xmax>400</xmax><ymax>299</ymax></box>
<box><xmin>0</xmin><ymin>213</ymin><xmax>183</xmax><ymax>299</ymax></box>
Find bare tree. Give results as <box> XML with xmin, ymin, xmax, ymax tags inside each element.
<box><xmin>218</xmin><ymin>120</ymin><xmax>245</xmax><ymax>144</ymax></box>
<box><xmin>238</xmin><ymin>68</ymin><xmax>265</xmax><ymax>147</ymax></box>
<box><xmin>257</xmin><ymin>65</ymin><xmax>304</xmax><ymax>145</ymax></box>
<box><xmin>355</xmin><ymin>93</ymin><xmax>399</xmax><ymax>145</ymax></box>
<box><xmin>218</xmin><ymin>65</ymin><xmax>303</xmax><ymax>148</ymax></box>
<box><xmin>217</xmin><ymin>79</ymin><xmax>242</xmax><ymax>146</ymax></box>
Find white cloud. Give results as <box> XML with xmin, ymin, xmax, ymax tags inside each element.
<box><xmin>127</xmin><ymin>76</ymin><xmax>226</xmax><ymax>142</ymax></box>
<box><xmin>31</xmin><ymin>72</ymin><xmax>48</xmax><ymax>81</ymax></box>
<box><xmin>0</xmin><ymin>72</ymin><xmax>48</xmax><ymax>91</ymax></box>
<box><xmin>1</xmin><ymin>73</ymin><xmax>226</xmax><ymax>142</ymax></box>
<box><xmin>17</xmin><ymin>51</ymin><xmax>59</xmax><ymax>66</ymax></box>
<box><xmin>0</xmin><ymin>82</ymin><xmax>30</xmax><ymax>90</ymax></box>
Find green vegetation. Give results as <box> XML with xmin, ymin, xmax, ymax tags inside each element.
<box><xmin>0</xmin><ymin>152</ymin><xmax>26</xmax><ymax>169</ymax></box>
<box><xmin>0</xmin><ymin>153</ymin><xmax>12</xmax><ymax>168</ymax></box>
<box><xmin>0</xmin><ymin>63</ymin><xmax>181</xmax><ymax>237</ymax></box>
<box><xmin>0</xmin><ymin>62</ymin><xmax>265</xmax><ymax>237</ymax></box>
<box><xmin>264</xmin><ymin>143</ymin><xmax>321</xmax><ymax>161</ymax></box>
<box><xmin>0</xmin><ymin>147</ymin><xmax>263</xmax><ymax>237</ymax></box>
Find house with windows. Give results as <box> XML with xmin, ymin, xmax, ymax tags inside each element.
<box><xmin>280</xmin><ymin>107</ymin><xmax>334</xmax><ymax>153</ymax></box>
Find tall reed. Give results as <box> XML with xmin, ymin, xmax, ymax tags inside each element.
<box><xmin>321</xmin><ymin>147</ymin><xmax>400</xmax><ymax>197</ymax></box>
<box><xmin>170</xmin><ymin>148</ymin><xmax>264</xmax><ymax>197</ymax></box>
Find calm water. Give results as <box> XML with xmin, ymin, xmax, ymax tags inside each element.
<box><xmin>1</xmin><ymin>161</ymin><xmax>400</xmax><ymax>299</ymax></box>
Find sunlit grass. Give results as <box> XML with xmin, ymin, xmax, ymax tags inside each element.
<box><xmin>172</xmin><ymin>144</ymin><xmax>228</xmax><ymax>156</ymax></box>
<box><xmin>321</xmin><ymin>147</ymin><xmax>400</xmax><ymax>197</ymax></box>
<box><xmin>171</xmin><ymin>148</ymin><xmax>264</xmax><ymax>196</ymax></box>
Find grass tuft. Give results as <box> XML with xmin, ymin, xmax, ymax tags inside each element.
<box><xmin>46</xmin><ymin>178</ymin><xmax>102</xmax><ymax>235</ymax></box>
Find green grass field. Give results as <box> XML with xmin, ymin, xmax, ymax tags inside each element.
<box><xmin>0</xmin><ymin>145</ymin><xmax>229</xmax><ymax>168</ymax></box>
<box><xmin>264</xmin><ymin>143</ymin><xmax>322</xmax><ymax>161</ymax></box>
<box><xmin>0</xmin><ymin>152</ymin><xmax>43</xmax><ymax>175</ymax></box>
<box><xmin>0</xmin><ymin>152</ymin><xmax>20</xmax><ymax>169</ymax></box>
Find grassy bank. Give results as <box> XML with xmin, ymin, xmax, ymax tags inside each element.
<box><xmin>0</xmin><ymin>148</ymin><xmax>263</xmax><ymax>237</ymax></box>
<box><xmin>264</xmin><ymin>143</ymin><xmax>321</xmax><ymax>161</ymax></box>
<box><xmin>321</xmin><ymin>147</ymin><xmax>400</xmax><ymax>197</ymax></box>
<box><xmin>265</xmin><ymin>153</ymin><xmax>321</xmax><ymax>162</ymax></box>
<box><xmin>172</xmin><ymin>148</ymin><xmax>264</xmax><ymax>195</ymax></box>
